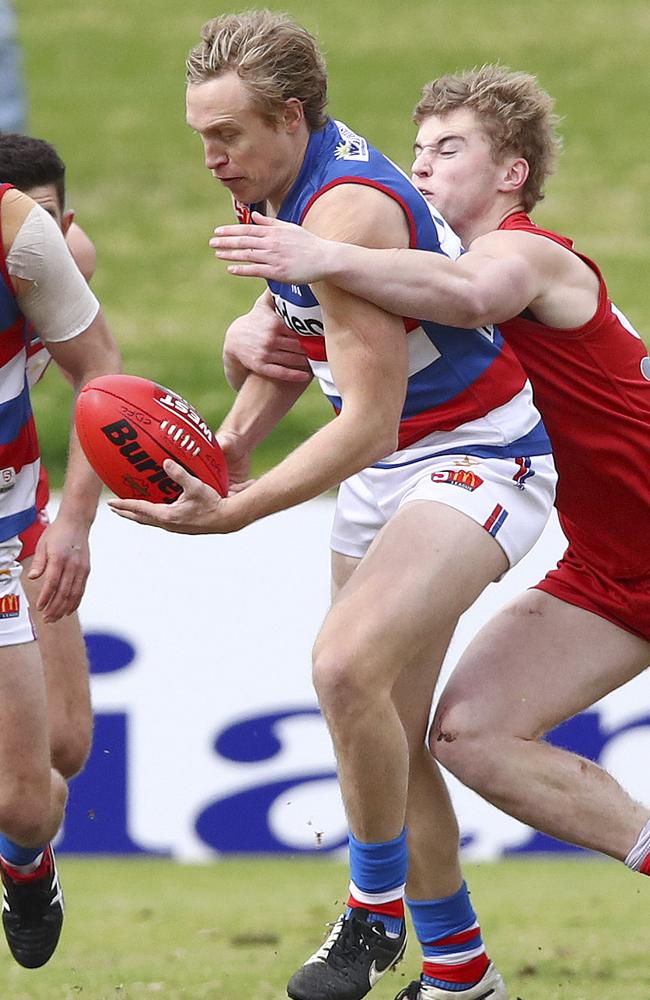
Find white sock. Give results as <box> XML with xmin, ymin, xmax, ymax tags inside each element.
<box><xmin>624</xmin><ymin>817</ymin><xmax>650</xmax><ymax>871</ymax></box>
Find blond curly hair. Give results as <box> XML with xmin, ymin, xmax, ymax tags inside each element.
<box><xmin>414</xmin><ymin>65</ymin><xmax>562</xmax><ymax>211</ymax></box>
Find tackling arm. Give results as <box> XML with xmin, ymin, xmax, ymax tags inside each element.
<box><xmin>211</xmin><ymin>215</ymin><xmax>550</xmax><ymax>328</ymax></box>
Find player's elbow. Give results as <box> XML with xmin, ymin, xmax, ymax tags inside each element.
<box><xmin>353</xmin><ymin>410</ymin><xmax>400</xmax><ymax>464</ymax></box>
<box><xmin>449</xmin><ymin>280</ymin><xmax>498</xmax><ymax>329</ymax></box>
<box><xmin>370</xmin><ymin>430</ymin><xmax>400</xmax><ymax>463</ymax></box>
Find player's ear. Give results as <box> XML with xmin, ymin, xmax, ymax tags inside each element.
<box><xmin>61</xmin><ymin>208</ymin><xmax>75</xmax><ymax>237</ymax></box>
<box><xmin>283</xmin><ymin>97</ymin><xmax>304</xmax><ymax>134</ymax></box>
<box><xmin>500</xmin><ymin>157</ymin><xmax>529</xmax><ymax>196</ymax></box>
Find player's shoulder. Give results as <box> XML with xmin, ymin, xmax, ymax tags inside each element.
<box><xmin>470</xmin><ymin>226</ymin><xmax>576</xmax><ymax>270</ymax></box>
<box><xmin>304</xmin><ymin>181</ymin><xmax>409</xmax><ymax>247</ymax></box>
<box><xmin>0</xmin><ymin>187</ymin><xmax>37</xmax><ymax>250</ymax></box>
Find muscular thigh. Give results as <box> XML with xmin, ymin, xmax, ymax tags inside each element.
<box><xmin>435</xmin><ymin>589</ymin><xmax>650</xmax><ymax>739</ymax></box>
<box><xmin>318</xmin><ymin>500</ymin><xmax>507</xmax><ymax>689</ymax></box>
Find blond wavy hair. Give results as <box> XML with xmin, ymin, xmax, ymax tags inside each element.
<box><xmin>186</xmin><ymin>9</ymin><xmax>328</xmax><ymax>130</ymax></box>
<box><xmin>413</xmin><ymin>65</ymin><xmax>562</xmax><ymax>211</ymax></box>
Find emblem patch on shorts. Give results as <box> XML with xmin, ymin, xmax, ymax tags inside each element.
<box><xmin>0</xmin><ymin>595</ymin><xmax>20</xmax><ymax>619</ymax></box>
<box><xmin>0</xmin><ymin>467</ymin><xmax>16</xmax><ymax>493</ymax></box>
<box><xmin>431</xmin><ymin>469</ymin><xmax>484</xmax><ymax>491</ymax></box>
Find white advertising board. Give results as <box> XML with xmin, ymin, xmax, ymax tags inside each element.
<box><xmin>54</xmin><ymin>497</ymin><xmax>650</xmax><ymax>861</ymax></box>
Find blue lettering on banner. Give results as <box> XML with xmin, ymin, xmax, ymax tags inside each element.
<box><xmin>56</xmin><ymin>631</ymin><xmax>650</xmax><ymax>856</ymax></box>
<box><xmin>58</xmin><ymin>713</ymin><xmax>154</xmax><ymax>854</ymax></box>
<box><xmin>196</xmin><ymin>709</ymin><xmax>346</xmax><ymax>854</ymax></box>
<box><xmin>57</xmin><ymin>631</ymin><xmax>157</xmax><ymax>856</ymax></box>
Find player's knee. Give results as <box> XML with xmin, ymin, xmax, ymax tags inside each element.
<box><xmin>312</xmin><ymin>636</ymin><xmax>373</xmax><ymax>718</ymax></box>
<box><xmin>51</xmin><ymin>723</ymin><xmax>92</xmax><ymax>780</ymax></box>
<box><xmin>0</xmin><ymin>792</ymin><xmax>53</xmax><ymax>848</ymax></box>
<box><xmin>429</xmin><ymin>700</ymin><xmax>491</xmax><ymax>787</ymax></box>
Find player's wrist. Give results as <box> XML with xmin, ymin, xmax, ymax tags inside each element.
<box><xmin>209</xmin><ymin>491</ymin><xmax>252</xmax><ymax>533</ymax></box>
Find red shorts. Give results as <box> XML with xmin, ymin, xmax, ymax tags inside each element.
<box><xmin>536</xmin><ymin>543</ymin><xmax>650</xmax><ymax>643</ymax></box>
<box><xmin>18</xmin><ymin>465</ymin><xmax>50</xmax><ymax>562</ymax></box>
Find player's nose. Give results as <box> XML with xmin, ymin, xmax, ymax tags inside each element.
<box><xmin>204</xmin><ymin>142</ymin><xmax>229</xmax><ymax>170</ymax></box>
<box><xmin>411</xmin><ymin>150</ymin><xmax>431</xmax><ymax>176</ymax></box>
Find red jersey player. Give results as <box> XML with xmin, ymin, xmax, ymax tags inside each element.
<box><xmin>210</xmin><ymin>66</ymin><xmax>650</xmax><ymax>997</ymax></box>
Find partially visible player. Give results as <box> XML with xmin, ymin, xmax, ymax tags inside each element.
<box><xmin>111</xmin><ymin>17</ymin><xmax>561</xmax><ymax>1000</ymax></box>
<box><xmin>0</xmin><ymin>132</ymin><xmax>98</xmax><ymax>781</ymax></box>
<box><xmin>209</xmin><ymin>66</ymin><xmax>650</xmax><ymax>997</ymax></box>
<box><xmin>0</xmin><ymin>176</ymin><xmax>119</xmax><ymax>968</ymax></box>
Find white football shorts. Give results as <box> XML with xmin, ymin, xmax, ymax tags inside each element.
<box><xmin>0</xmin><ymin>536</ymin><xmax>35</xmax><ymax>646</ymax></box>
<box><xmin>331</xmin><ymin>452</ymin><xmax>557</xmax><ymax>568</ymax></box>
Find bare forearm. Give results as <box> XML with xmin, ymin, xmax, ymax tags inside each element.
<box><xmin>324</xmin><ymin>245</ymin><xmax>490</xmax><ymax>327</ymax></box>
<box><xmin>57</xmin><ymin>430</ymin><xmax>103</xmax><ymax>526</ymax></box>
<box><xmin>218</xmin><ymin>372</ymin><xmax>308</xmax><ymax>451</ymax></box>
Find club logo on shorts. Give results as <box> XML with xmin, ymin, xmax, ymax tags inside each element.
<box><xmin>431</xmin><ymin>469</ymin><xmax>484</xmax><ymax>491</ymax></box>
<box><xmin>0</xmin><ymin>595</ymin><xmax>19</xmax><ymax>619</ymax></box>
<box><xmin>0</xmin><ymin>467</ymin><xmax>16</xmax><ymax>493</ymax></box>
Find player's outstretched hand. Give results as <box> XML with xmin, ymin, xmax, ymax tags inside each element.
<box><xmin>108</xmin><ymin>459</ymin><xmax>242</xmax><ymax>535</ymax></box>
<box><xmin>28</xmin><ymin>516</ymin><xmax>91</xmax><ymax>623</ymax></box>
<box><xmin>210</xmin><ymin>212</ymin><xmax>331</xmax><ymax>284</ymax></box>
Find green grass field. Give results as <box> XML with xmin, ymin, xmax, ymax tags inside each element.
<box><xmin>0</xmin><ymin>857</ymin><xmax>647</xmax><ymax>999</ymax></box>
<box><xmin>15</xmin><ymin>0</ymin><xmax>650</xmax><ymax>483</ymax></box>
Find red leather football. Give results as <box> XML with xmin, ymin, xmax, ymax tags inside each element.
<box><xmin>75</xmin><ymin>374</ymin><xmax>229</xmax><ymax>502</ymax></box>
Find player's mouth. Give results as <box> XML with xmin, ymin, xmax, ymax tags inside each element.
<box><xmin>416</xmin><ymin>186</ymin><xmax>436</xmax><ymax>202</ymax></box>
<box><xmin>215</xmin><ymin>175</ymin><xmax>245</xmax><ymax>187</ymax></box>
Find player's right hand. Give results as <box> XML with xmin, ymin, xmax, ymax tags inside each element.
<box><xmin>223</xmin><ymin>301</ymin><xmax>311</xmax><ymax>389</ymax></box>
<box><xmin>211</xmin><ymin>213</ymin><xmax>330</xmax><ymax>286</ymax></box>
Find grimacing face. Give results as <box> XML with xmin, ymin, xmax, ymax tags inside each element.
<box><xmin>411</xmin><ymin>108</ymin><xmax>508</xmax><ymax>238</ymax></box>
<box><xmin>186</xmin><ymin>71</ymin><xmax>306</xmax><ymax>209</ymax></box>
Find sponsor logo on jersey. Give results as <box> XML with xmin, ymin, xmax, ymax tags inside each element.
<box><xmin>0</xmin><ymin>467</ymin><xmax>16</xmax><ymax>493</ymax></box>
<box><xmin>272</xmin><ymin>294</ymin><xmax>324</xmax><ymax>338</ymax></box>
<box><xmin>0</xmin><ymin>594</ymin><xmax>19</xmax><ymax>619</ymax></box>
<box><xmin>333</xmin><ymin>121</ymin><xmax>369</xmax><ymax>162</ymax></box>
<box><xmin>431</xmin><ymin>469</ymin><xmax>484</xmax><ymax>491</ymax></box>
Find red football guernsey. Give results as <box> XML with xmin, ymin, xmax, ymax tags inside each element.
<box><xmin>498</xmin><ymin>212</ymin><xmax>650</xmax><ymax>578</ymax></box>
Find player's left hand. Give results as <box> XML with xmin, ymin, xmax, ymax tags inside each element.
<box><xmin>108</xmin><ymin>459</ymin><xmax>243</xmax><ymax>534</ymax></box>
<box><xmin>210</xmin><ymin>212</ymin><xmax>331</xmax><ymax>284</ymax></box>
<box><xmin>28</xmin><ymin>516</ymin><xmax>91</xmax><ymax>623</ymax></box>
